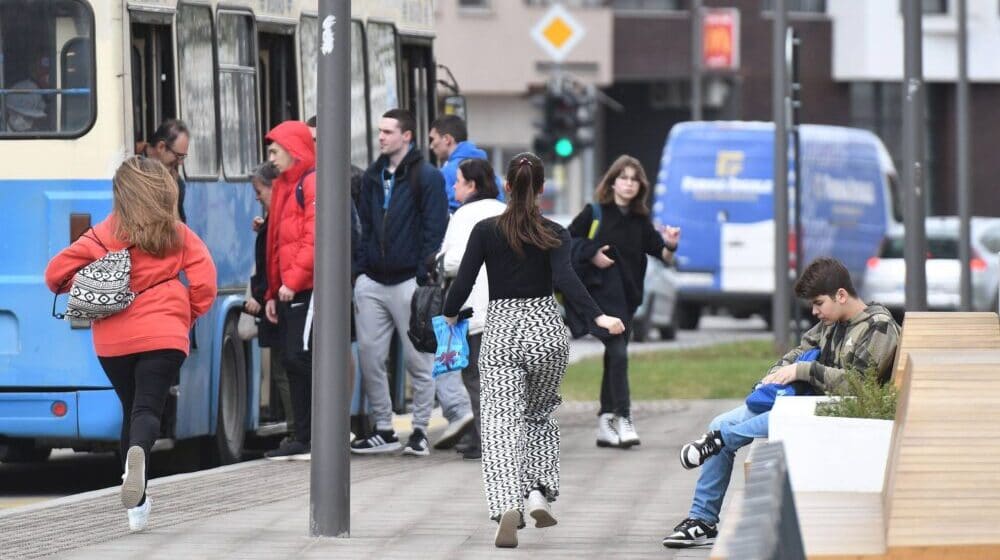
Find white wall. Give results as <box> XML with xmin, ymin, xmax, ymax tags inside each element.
<box><xmin>829</xmin><ymin>0</ymin><xmax>1000</xmax><ymax>82</ymax></box>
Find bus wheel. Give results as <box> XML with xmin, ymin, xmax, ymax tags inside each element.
<box><xmin>213</xmin><ymin>318</ymin><xmax>247</xmax><ymax>465</ymax></box>
<box><xmin>0</xmin><ymin>440</ymin><xmax>52</xmax><ymax>463</ymax></box>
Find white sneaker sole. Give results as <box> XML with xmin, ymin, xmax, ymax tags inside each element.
<box><xmin>494</xmin><ymin>509</ymin><xmax>520</xmax><ymax>548</ymax></box>
<box><xmin>662</xmin><ymin>536</ymin><xmax>715</xmax><ymax>548</ymax></box>
<box><xmin>350</xmin><ymin>442</ymin><xmax>402</xmax><ymax>455</ymax></box>
<box><xmin>121</xmin><ymin>446</ymin><xmax>145</xmax><ymax>509</ymax></box>
<box><xmin>434</xmin><ymin>414</ymin><xmax>474</xmax><ymax>450</ymax></box>
<box><xmin>528</xmin><ymin>504</ymin><xmax>557</xmax><ymax>528</ymax></box>
<box><xmin>401</xmin><ymin>447</ymin><xmax>429</xmax><ymax>457</ymax></box>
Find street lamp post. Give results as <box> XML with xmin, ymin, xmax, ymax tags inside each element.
<box><xmin>772</xmin><ymin>0</ymin><xmax>790</xmax><ymax>353</ymax></box>
<box><xmin>902</xmin><ymin>0</ymin><xmax>928</xmax><ymax>313</ymax></box>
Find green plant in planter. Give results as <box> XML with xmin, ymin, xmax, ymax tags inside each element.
<box><xmin>815</xmin><ymin>366</ymin><xmax>897</xmax><ymax>420</ymax></box>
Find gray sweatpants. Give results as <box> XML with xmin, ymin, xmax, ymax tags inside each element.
<box><xmin>354</xmin><ymin>274</ymin><xmax>435</xmax><ymax>431</ymax></box>
<box><xmin>436</xmin><ymin>371</ymin><xmax>472</xmax><ymax>423</ymax></box>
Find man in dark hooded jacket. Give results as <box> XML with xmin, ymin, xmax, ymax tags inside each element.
<box><xmin>352</xmin><ymin>109</ymin><xmax>448</xmax><ymax>458</ymax></box>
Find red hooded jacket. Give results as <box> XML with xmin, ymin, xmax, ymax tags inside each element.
<box><xmin>265</xmin><ymin>121</ymin><xmax>316</xmax><ymax>300</ymax></box>
<box><xmin>45</xmin><ymin>216</ymin><xmax>217</xmax><ymax>357</ymax></box>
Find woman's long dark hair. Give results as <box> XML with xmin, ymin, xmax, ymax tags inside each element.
<box><xmin>594</xmin><ymin>155</ymin><xmax>651</xmax><ymax>216</ymax></box>
<box><xmin>496</xmin><ymin>152</ymin><xmax>560</xmax><ymax>257</ymax></box>
<box><xmin>457</xmin><ymin>158</ymin><xmax>499</xmax><ymax>203</ymax></box>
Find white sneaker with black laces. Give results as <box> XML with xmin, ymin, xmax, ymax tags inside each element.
<box><xmin>617</xmin><ymin>415</ymin><xmax>641</xmax><ymax>448</ymax></box>
<box><xmin>596</xmin><ymin>413</ymin><xmax>620</xmax><ymax>448</ymax></box>
<box><xmin>662</xmin><ymin>517</ymin><xmax>718</xmax><ymax>548</ymax></box>
<box><xmin>121</xmin><ymin>446</ymin><xmax>146</xmax><ymax>509</ymax></box>
<box><xmin>526</xmin><ymin>489</ymin><xmax>557</xmax><ymax>528</ymax></box>
<box><xmin>127</xmin><ymin>497</ymin><xmax>151</xmax><ymax>532</ymax></box>
<box><xmin>350</xmin><ymin>429</ymin><xmax>402</xmax><ymax>454</ymax></box>
<box><xmin>680</xmin><ymin>430</ymin><xmax>724</xmax><ymax>469</ymax></box>
<box><xmin>402</xmin><ymin>428</ymin><xmax>430</xmax><ymax>457</ymax></box>
<box><xmin>434</xmin><ymin>412</ymin><xmax>474</xmax><ymax>450</ymax></box>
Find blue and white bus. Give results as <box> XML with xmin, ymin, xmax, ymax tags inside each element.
<box><xmin>653</xmin><ymin>121</ymin><xmax>900</xmax><ymax>329</ymax></box>
<box><xmin>0</xmin><ymin>0</ymin><xmax>436</xmax><ymax>464</ymax></box>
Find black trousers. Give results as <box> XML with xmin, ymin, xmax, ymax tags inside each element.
<box><xmin>99</xmin><ymin>349</ymin><xmax>186</xmax><ymax>492</ymax></box>
<box><xmin>598</xmin><ymin>332</ymin><xmax>631</xmax><ymax>417</ymax></box>
<box><xmin>278</xmin><ymin>290</ymin><xmax>313</xmax><ymax>443</ymax></box>
<box><xmin>461</xmin><ymin>333</ymin><xmax>484</xmax><ymax>449</ymax></box>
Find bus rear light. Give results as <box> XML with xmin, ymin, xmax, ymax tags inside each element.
<box><xmin>867</xmin><ymin>257</ymin><xmax>880</xmax><ymax>269</ymax></box>
<box><xmin>51</xmin><ymin>401</ymin><xmax>68</xmax><ymax>417</ymax></box>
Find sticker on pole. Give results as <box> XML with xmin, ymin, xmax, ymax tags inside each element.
<box><xmin>531</xmin><ymin>4</ymin><xmax>585</xmax><ymax>62</ymax></box>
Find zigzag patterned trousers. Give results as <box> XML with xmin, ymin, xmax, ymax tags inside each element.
<box><xmin>480</xmin><ymin>296</ymin><xmax>569</xmax><ymax>521</ymax></box>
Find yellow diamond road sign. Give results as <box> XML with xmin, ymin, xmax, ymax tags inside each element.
<box><xmin>531</xmin><ymin>5</ymin><xmax>585</xmax><ymax>62</ymax></box>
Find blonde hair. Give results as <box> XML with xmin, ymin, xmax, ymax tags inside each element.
<box><xmin>112</xmin><ymin>156</ymin><xmax>180</xmax><ymax>257</ymax></box>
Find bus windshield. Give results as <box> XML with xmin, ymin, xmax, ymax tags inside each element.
<box><xmin>0</xmin><ymin>0</ymin><xmax>94</xmax><ymax>138</ymax></box>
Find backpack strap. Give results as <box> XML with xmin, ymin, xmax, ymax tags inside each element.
<box><xmin>587</xmin><ymin>202</ymin><xmax>603</xmax><ymax>240</ymax></box>
<box><xmin>296</xmin><ymin>168</ymin><xmax>317</xmax><ymax>209</ymax></box>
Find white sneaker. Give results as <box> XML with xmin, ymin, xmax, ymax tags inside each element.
<box><xmin>494</xmin><ymin>509</ymin><xmax>521</xmax><ymax>548</ymax></box>
<box><xmin>434</xmin><ymin>412</ymin><xmax>474</xmax><ymax>450</ymax></box>
<box><xmin>526</xmin><ymin>489</ymin><xmax>557</xmax><ymax>528</ymax></box>
<box><xmin>617</xmin><ymin>415</ymin><xmax>641</xmax><ymax>448</ymax></box>
<box><xmin>121</xmin><ymin>446</ymin><xmax>146</xmax><ymax>509</ymax></box>
<box><xmin>596</xmin><ymin>413</ymin><xmax>620</xmax><ymax>448</ymax></box>
<box><xmin>127</xmin><ymin>496</ymin><xmax>151</xmax><ymax>532</ymax></box>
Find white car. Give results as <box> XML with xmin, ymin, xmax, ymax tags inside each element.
<box><xmin>861</xmin><ymin>217</ymin><xmax>1000</xmax><ymax>322</ymax></box>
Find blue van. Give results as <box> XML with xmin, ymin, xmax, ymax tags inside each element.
<box><xmin>653</xmin><ymin>121</ymin><xmax>899</xmax><ymax>328</ymax></box>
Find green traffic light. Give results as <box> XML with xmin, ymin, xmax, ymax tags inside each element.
<box><xmin>554</xmin><ymin>137</ymin><xmax>574</xmax><ymax>158</ymax></box>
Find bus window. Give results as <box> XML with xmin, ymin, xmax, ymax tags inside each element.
<box><xmin>177</xmin><ymin>4</ymin><xmax>218</xmax><ymax>179</ymax></box>
<box><xmin>130</xmin><ymin>14</ymin><xmax>176</xmax><ymax>151</ymax></box>
<box><xmin>258</xmin><ymin>29</ymin><xmax>299</xmax><ymax>142</ymax></box>
<box><xmin>0</xmin><ymin>0</ymin><xmax>94</xmax><ymax>137</ymax></box>
<box><xmin>366</xmin><ymin>22</ymin><xmax>399</xmax><ymax>159</ymax></box>
<box><xmin>299</xmin><ymin>15</ymin><xmax>317</xmax><ymax>124</ymax></box>
<box><xmin>217</xmin><ymin>10</ymin><xmax>259</xmax><ymax>179</ymax></box>
<box><xmin>400</xmin><ymin>43</ymin><xmax>434</xmax><ymax>160</ymax></box>
<box><xmin>350</xmin><ymin>21</ymin><xmax>369</xmax><ymax>168</ymax></box>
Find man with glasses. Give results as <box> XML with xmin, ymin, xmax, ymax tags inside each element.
<box><xmin>141</xmin><ymin>119</ymin><xmax>190</xmax><ymax>223</ymax></box>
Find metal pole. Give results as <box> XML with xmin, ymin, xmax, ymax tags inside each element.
<box><xmin>312</xmin><ymin>0</ymin><xmax>351</xmax><ymax>538</ymax></box>
<box><xmin>788</xmin><ymin>29</ymin><xmax>803</xmax><ymax>340</ymax></box>
<box><xmin>902</xmin><ymin>0</ymin><xmax>928</xmax><ymax>312</ymax></box>
<box><xmin>957</xmin><ymin>0</ymin><xmax>972</xmax><ymax>310</ymax></box>
<box><xmin>772</xmin><ymin>0</ymin><xmax>790</xmax><ymax>352</ymax></box>
<box><xmin>691</xmin><ymin>0</ymin><xmax>703</xmax><ymax>121</ymax></box>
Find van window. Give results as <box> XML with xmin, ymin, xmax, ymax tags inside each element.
<box><xmin>217</xmin><ymin>11</ymin><xmax>259</xmax><ymax>179</ymax></box>
<box><xmin>177</xmin><ymin>5</ymin><xmax>218</xmax><ymax>178</ymax></box>
<box><xmin>0</xmin><ymin>0</ymin><xmax>95</xmax><ymax>138</ymax></box>
<box><xmin>881</xmin><ymin>236</ymin><xmax>958</xmax><ymax>260</ymax></box>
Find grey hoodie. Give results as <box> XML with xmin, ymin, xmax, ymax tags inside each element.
<box><xmin>768</xmin><ymin>302</ymin><xmax>901</xmax><ymax>393</ymax></box>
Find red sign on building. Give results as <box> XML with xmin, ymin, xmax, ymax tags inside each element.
<box><xmin>702</xmin><ymin>8</ymin><xmax>740</xmax><ymax>72</ymax></box>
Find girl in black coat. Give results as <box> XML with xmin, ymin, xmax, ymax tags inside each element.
<box><xmin>567</xmin><ymin>155</ymin><xmax>680</xmax><ymax>449</ymax></box>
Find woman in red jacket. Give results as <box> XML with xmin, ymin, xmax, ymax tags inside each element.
<box><xmin>261</xmin><ymin>120</ymin><xmax>316</xmax><ymax>461</ymax></box>
<box><xmin>45</xmin><ymin>156</ymin><xmax>217</xmax><ymax>532</ymax></box>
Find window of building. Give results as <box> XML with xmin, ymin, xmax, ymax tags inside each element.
<box><xmin>0</xmin><ymin>0</ymin><xmax>95</xmax><ymax>138</ymax></box>
<box><xmin>217</xmin><ymin>11</ymin><xmax>259</xmax><ymax>179</ymax></box>
<box><xmin>365</xmin><ymin>22</ymin><xmax>398</xmax><ymax>161</ymax></box>
<box><xmin>612</xmin><ymin>0</ymin><xmax>684</xmax><ymax>10</ymax></box>
<box><xmin>177</xmin><ymin>4</ymin><xmax>218</xmax><ymax>178</ymax></box>
<box><xmin>459</xmin><ymin>0</ymin><xmax>491</xmax><ymax>9</ymax></box>
<box><xmin>898</xmin><ymin>0</ymin><xmax>948</xmax><ymax>14</ymax></box>
<box><xmin>763</xmin><ymin>0</ymin><xmax>826</xmax><ymax>13</ymax></box>
<box><xmin>524</xmin><ymin>1</ymin><xmax>607</xmax><ymax>7</ymax></box>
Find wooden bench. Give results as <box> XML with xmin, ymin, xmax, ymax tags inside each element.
<box><xmin>715</xmin><ymin>312</ymin><xmax>1000</xmax><ymax>559</ymax></box>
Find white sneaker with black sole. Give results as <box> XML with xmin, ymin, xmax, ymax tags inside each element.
<box><xmin>662</xmin><ymin>517</ymin><xmax>718</xmax><ymax>548</ymax></box>
<box><xmin>526</xmin><ymin>489</ymin><xmax>557</xmax><ymax>528</ymax></box>
<box><xmin>494</xmin><ymin>509</ymin><xmax>521</xmax><ymax>548</ymax></box>
<box><xmin>596</xmin><ymin>413</ymin><xmax>620</xmax><ymax>448</ymax></box>
<box><xmin>617</xmin><ymin>415</ymin><xmax>641</xmax><ymax>448</ymax></box>
<box><xmin>350</xmin><ymin>429</ymin><xmax>402</xmax><ymax>454</ymax></box>
<box><xmin>402</xmin><ymin>428</ymin><xmax>430</xmax><ymax>456</ymax></box>
<box><xmin>121</xmin><ymin>445</ymin><xmax>146</xmax><ymax>509</ymax></box>
<box><xmin>434</xmin><ymin>412</ymin><xmax>474</xmax><ymax>450</ymax></box>
<box><xmin>127</xmin><ymin>496</ymin><xmax>151</xmax><ymax>532</ymax></box>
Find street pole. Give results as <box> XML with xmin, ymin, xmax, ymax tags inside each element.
<box><xmin>312</xmin><ymin>0</ymin><xmax>351</xmax><ymax>538</ymax></box>
<box><xmin>957</xmin><ymin>0</ymin><xmax>971</xmax><ymax>311</ymax></box>
<box><xmin>772</xmin><ymin>0</ymin><xmax>790</xmax><ymax>353</ymax></box>
<box><xmin>902</xmin><ymin>0</ymin><xmax>928</xmax><ymax>312</ymax></box>
<box><xmin>691</xmin><ymin>0</ymin><xmax>703</xmax><ymax>121</ymax></box>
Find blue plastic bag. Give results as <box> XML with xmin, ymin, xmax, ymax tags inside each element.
<box><xmin>744</xmin><ymin>348</ymin><xmax>820</xmax><ymax>413</ymax></box>
<box><xmin>431</xmin><ymin>315</ymin><xmax>470</xmax><ymax>377</ymax></box>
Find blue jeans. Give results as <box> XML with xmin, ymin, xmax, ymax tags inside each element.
<box><xmin>688</xmin><ymin>405</ymin><xmax>770</xmax><ymax>524</ymax></box>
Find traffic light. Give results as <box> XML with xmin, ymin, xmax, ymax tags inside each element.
<box><xmin>532</xmin><ymin>82</ymin><xmax>595</xmax><ymax>162</ymax></box>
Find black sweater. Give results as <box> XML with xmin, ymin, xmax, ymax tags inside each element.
<box><xmin>443</xmin><ymin>217</ymin><xmax>603</xmax><ymax>321</ymax></box>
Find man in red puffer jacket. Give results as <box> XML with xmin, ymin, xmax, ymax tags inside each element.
<box><xmin>262</xmin><ymin>120</ymin><xmax>316</xmax><ymax>461</ymax></box>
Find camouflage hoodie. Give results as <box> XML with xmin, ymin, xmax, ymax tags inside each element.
<box><xmin>767</xmin><ymin>303</ymin><xmax>901</xmax><ymax>393</ymax></box>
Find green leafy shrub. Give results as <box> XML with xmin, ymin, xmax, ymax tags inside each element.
<box><xmin>815</xmin><ymin>367</ymin><xmax>897</xmax><ymax>420</ymax></box>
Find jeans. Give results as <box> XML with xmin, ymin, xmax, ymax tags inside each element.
<box><xmin>598</xmin><ymin>333</ymin><xmax>630</xmax><ymax>417</ymax></box>
<box><xmin>688</xmin><ymin>405</ymin><xmax>770</xmax><ymax>525</ymax></box>
<box><xmin>278</xmin><ymin>290</ymin><xmax>312</xmax><ymax>443</ymax></box>
<box><xmin>99</xmin><ymin>348</ymin><xmax>186</xmax><ymax>503</ymax></box>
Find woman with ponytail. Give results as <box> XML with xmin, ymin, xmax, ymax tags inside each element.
<box><xmin>444</xmin><ymin>153</ymin><xmax>625</xmax><ymax>549</ymax></box>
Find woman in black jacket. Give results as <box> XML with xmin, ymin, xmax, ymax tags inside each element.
<box><xmin>568</xmin><ymin>155</ymin><xmax>681</xmax><ymax>449</ymax></box>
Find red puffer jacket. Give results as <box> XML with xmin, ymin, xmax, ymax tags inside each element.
<box><xmin>265</xmin><ymin>121</ymin><xmax>316</xmax><ymax>300</ymax></box>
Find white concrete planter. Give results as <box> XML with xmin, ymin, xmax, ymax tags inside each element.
<box><xmin>768</xmin><ymin>396</ymin><xmax>893</xmax><ymax>493</ymax></box>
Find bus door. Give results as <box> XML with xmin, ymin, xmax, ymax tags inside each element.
<box><xmin>257</xmin><ymin>23</ymin><xmax>298</xmax><ymax>137</ymax></box>
<box><xmin>129</xmin><ymin>9</ymin><xmax>176</xmax><ymax>151</ymax></box>
<box><xmin>399</xmin><ymin>40</ymin><xmax>434</xmax><ymax>161</ymax></box>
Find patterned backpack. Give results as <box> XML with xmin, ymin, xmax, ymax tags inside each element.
<box><xmin>52</xmin><ymin>230</ymin><xmax>179</xmax><ymax>321</ymax></box>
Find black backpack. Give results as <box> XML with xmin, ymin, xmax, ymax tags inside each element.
<box><xmin>407</xmin><ymin>256</ymin><xmax>444</xmax><ymax>353</ymax></box>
